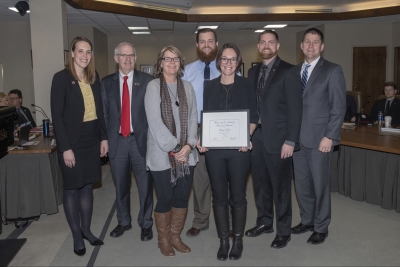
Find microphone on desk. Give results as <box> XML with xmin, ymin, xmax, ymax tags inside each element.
<box><xmin>32</xmin><ymin>110</ymin><xmax>47</xmax><ymax>117</ymax></box>
<box><xmin>31</xmin><ymin>104</ymin><xmax>49</xmax><ymax>120</ymax></box>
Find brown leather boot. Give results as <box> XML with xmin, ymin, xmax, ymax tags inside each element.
<box><xmin>154</xmin><ymin>211</ymin><xmax>175</xmax><ymax>257</ymax></box>
<box><xmin>170</xmin><ymin>207</ymin><xmax>191</xmax><ymax>254</ymax></box>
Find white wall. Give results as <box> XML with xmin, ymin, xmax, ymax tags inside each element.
<box><xmin>0</xmin><ymin>21</ymin><xmax>34</xmax><ymax>109</ymax></box>
<box><xmin>107</xmin><ymin>32</ymin><xmax>297</xmax><ymax>76</ymax></box>
<box><xmin>93</xmin><ymin>28</ymin><xmax>108</xmax><ymax>79</ymax></box>
<box><xmin>324</xmin><ymin>23</ymin><xmax>393</xmax><ymax>91</ymax></box>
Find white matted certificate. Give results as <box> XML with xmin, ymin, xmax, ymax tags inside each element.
<box><xmin>200</xmin><ymin>110</ymin><xmax>250</xmax><ymax>149</ymax></box>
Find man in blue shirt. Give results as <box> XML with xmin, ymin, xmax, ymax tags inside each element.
<box><xmin>183</xmin><ymin>28</ymin><xmax>220</xmax><ymax>237</ymax></box>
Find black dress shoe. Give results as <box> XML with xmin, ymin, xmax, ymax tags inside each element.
<box><xmin>245</xmin><ymin>224</ymin><xmax>274</xmax><ymax>237</ymax></box>
<box><xmin>271</xmin><ymin>235</ymin><xmax>291</xmax><ymax>249</ymax></box>
<box><xmin>110</xmin><ymin>224</ymin><xmax>132</xmax><ymax>238</ymax></box>
<box><xmin>307</xmin><ymin>231</ymin><xmax>328</xmax><ymax>245</ymax></box>
<box><xmin>141</xmin><ymin>227</ymin><xmax>153</xmax><ymax>241</ymax></box>
<box><xmin>73</xmin><ymin>247</ymin><xmax>86</xmax><ymax>256</ymax></box>
<box><xmin>81</xmin><ymin>231</ymin><xmax>104</xmax><ymax>246</ymax></box>
<box><xmin>291</xmin><ymin>223</ymin><xmax>314</xmax><ymax>234</ymax></box>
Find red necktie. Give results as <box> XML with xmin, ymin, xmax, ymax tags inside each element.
<box><xmin>121</xmin><ymin>76</ymin><xmax>130</xmax><ymax>137</ymax></box>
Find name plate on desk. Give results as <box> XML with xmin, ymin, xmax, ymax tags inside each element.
<box><xmin>200</xmin><ymin>110</ymin><xmax>249</xmax><ymax>149</ymax></box>
<box><xmin>381</xmin><ymin>127</ymin><xmax>400</xmax><ymax>133</ymax></box>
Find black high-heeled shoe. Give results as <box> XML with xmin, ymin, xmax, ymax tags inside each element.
<box><xmin>74</xmin><ymin>247</ymin><xmax>86</xmax><ymax>256</ymax></box>
<box><xmin>81</xmin><ymin>231</ymin><xmax>104</xmax><ymax>246</ymax></box>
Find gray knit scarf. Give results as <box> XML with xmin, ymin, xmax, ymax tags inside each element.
<box><xmin>159</xmin><ymin>75</ymin><xmax>190</xmax><ymax>186</ymax></box>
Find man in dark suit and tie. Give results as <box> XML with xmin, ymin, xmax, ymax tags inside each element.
<box><xmin>370</xmin><ymin>82</ymin><xmax>400</xmax><ymax>126</ymax></box>
<box><xmin>291</xmin><ymin>28</ymin><xmax>346</xmax><ymax>245</ymax></box>
<box><xmin>8</xmin><ymin>89</ymin><xmax>37</xmax><ymax>128</ymax></box>
<box><xmin>101</xmin><ymin>42</ymin><xmax>153</xmax><ymax>240</ymax></box>
<box><xmin>246</xmin><ymin>30</ymin><xmax>302</xmax><ymax>249</ymax></box>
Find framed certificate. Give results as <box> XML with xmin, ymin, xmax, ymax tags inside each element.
<box><xmin>200</xmin><ymin>110</ymin><xmax>250</xmax><ymax>149</ymax></box>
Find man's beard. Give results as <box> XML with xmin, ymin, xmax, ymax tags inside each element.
<box><xmin>197</xmin><ymin>46</ymin><xmax>218</xmax><ymax>63</ymax></box>
<box><xmin>259</xmin><ymin>48</ymin><xmax>277</xmax><ymax>60</ymax></box>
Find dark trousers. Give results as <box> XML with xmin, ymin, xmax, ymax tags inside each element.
<box><xmin>109</xmin><ymin>134</ymin><xmax>153</xmax><ymax>228</ymax></box>
<box><xmin>250</xmin><ymin>128</ymin><xmax>293</xmax><ymax>236</ymax></box>
<box><xmin>205</xmin><ymin>149</ymin><xmax>250</xmax><ymax>208</ymax></box>
<box><xmin>293</xmin><ymin>142</ymin><xmax>332</xmax><ymax>233</ymax></box>
<box><xmin>151</xmin><ymin>166</ymin><xmax>194</xmax><ymax>213</ymax></box>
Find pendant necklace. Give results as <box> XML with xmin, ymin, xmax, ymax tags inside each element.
<box><xmin>167</xmin><ymin>84</ymin><xmax>179</xmax><ymax>107</ymax></box>
<box><xmin>222</xmin><ymin>83</ymin><xmax>233</xmax><ymax>111</ymax></box>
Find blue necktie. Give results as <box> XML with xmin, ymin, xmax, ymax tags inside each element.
<box><xmin>204</xmin><ymin>62</ymin><xmax>210</xmax><ymax>81</ymax></box>
<box><xmin>302</xmin><ymin>64</ymin><xmax>311</xmax><ymax>92</ymax></box>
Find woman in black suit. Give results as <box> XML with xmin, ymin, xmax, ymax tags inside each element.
<box><xmin>51</xmin><ymin>36</ymin><xmax>108</xmax><ymax>256</ymax></box>
<box><xmin>198</xmin><ymin>43</ymin><xmax>257</xmax><ymax>261</ymax></box>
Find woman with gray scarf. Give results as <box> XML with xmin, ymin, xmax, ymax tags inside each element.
<box><xmin>145</xmin><ymin>46</ymin><xmax>198</xmax><ymax>257</ymax></box>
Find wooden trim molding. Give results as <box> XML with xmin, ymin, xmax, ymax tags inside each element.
<box><xmin>64</xmin><ymin>0</ymin><xmax>400</xmax><ymax>22</ymax></box>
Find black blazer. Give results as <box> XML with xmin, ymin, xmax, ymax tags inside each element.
<box><xmin>370</xmin><ymin>97</ymin><xmax>400</xmax><ymax>125</ymax></box>
<box><xmin>15</xmin><ymin>105</ymin><xmax>37</xmax><ymax>128</ymax></box>
<box><xmin>248</xmin><ymin>57</ymin><xmax>302</xmax><ymax>154</ymax></box>
<box><xmin>50</xmin><ymin>69</ymin><xmax>107</xmax><ymax>152</ymax></box>
<box><xmin>203</xmin><ymin>74</ymin><xmax>258</xmax><ymax>124</ymax></box>
<box><xmin>100</xmin><ymin>70</ymin><xmax>153</xmax><ymax>158</ymax></box>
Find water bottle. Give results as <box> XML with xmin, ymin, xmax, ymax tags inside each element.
<box><xmin>378</xmin><ymin>111</ymin><xmax>383</xmax><ymax>127</ymax></box>
<box><xmin>43</xmin><ymin>119</ymin><xmax>50</xmax><ymax>137</ymax></box>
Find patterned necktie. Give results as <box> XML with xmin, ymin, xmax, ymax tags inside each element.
<box><xmin>302</xmin><ymin>64</ymin><xmax>311</xmax><ymax>92</ymax></box>
<box><xmin>257</xmin><ymin>66</ymin><xmax>268</xmax><ymax>113</ymax></box>
<box><xmin>121</xmin><ymin>76</ymin><xmax>130</xmax><ymax>137</ymax></box>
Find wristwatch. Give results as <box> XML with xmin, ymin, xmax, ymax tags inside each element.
<box><xmin>172</xmin><ymin>144</ymin><xmax>181</xmax><ymax>153</ymax></box>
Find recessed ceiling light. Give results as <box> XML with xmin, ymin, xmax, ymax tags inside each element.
<box><xmin>128</xmin><ymin>27</ymin><xmax>149</xmax><ymax>30</ymax></box>
<box><xmin>264</xmin><ymin>24</ymin><xmax>287</xmax><ymax>28</ymax></box>
<box><xmin>9</xmin><ymin>7</ymin><xmax>29</xmax><ymax>13</ymax></box>
<box><xmin>132</xmin><ymin>31</ymin><xmax>151</xmax><ymax>34</ymax></box>
<box><xmin>255</xmin><ymin>30</ymin><xmax>264</xmax><ymax>33</ymax></box>
<box><xmin>197</xmin><ymin>26</ymin><xmax>218</xmax><ymax>30</ymax></box>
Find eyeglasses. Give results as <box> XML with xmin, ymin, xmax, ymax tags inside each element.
<box><xmin>9</xmin><ymin>97</ymin><xmax>20</xmax><ymax>100</ymax></box>
<box><xmin>162</xmin><ymin>57</ymin><xmax>180</xmax><ymax>62</ymax></box>
<box><xmin>117</xmin><ymin>54</ymin><xmax>135</xmax><ymax>58</ymax></box>
<box><xmin>220</xmin><ymin>57</ymin><xmax>238</xmax><ymax>64</ymax></box>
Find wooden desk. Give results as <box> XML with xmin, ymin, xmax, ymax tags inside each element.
<box><xmin>331</xmin><ymin>125</ymin><xmax>400</xmax><ymax>213</ymax></box>
<box><xmin>340</xmin><ymin>125</ymin><xmax>400</xmax><ymax>154</ymax></box>
<box><xmin>8</xmin><ymin>134</ymin><xmax>57</xmax><ymax>154</ymax></box>
<box><xmin>0</xmin><ymin>135</ymin><xmax>63</xmax><ymax>219</ymax></box>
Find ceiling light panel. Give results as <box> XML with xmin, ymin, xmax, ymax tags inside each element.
<box><xmin>197</xmin><ymin>26</ymin><xmax>218</xmax><ymax>29</ymax></box>
<box><xmin>264</xmin><ymin>24</ymin><xmax>287</xmax><ymax>28</ymax></box>
<box><xmin>128</xmin><ymin>26</ymin><xmax>149</xmax><ymax>30</ymax></box>
<box><xmin>132</xmin><ymin>31</ymin><xmax>151</xmax><ymax>34</ymax></box>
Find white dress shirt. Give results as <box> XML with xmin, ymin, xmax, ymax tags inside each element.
<box><xmin>300</xmin><ymin>56</ymin><xmax>321</xmax><ymax>81</ymax></box>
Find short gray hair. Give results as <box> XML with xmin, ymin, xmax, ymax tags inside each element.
<box><xmin>114</xmin><ymin>42</ymin><xmax>136</xmax><ymax>56</ymax></box>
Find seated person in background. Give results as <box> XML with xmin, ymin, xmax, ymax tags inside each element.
<box><xmin>370</xmin><ymin>82</ymin><xmax>400</xmax><ymax>126</ymax></box>
<box><xmin>345</xmin><ymin>95</ymin><xmax>357</xmax><ymax>122</ymax></box>
<box><xmin>0</xmin><ymin>92</ymin><xmax>10</xmax><ymax>108</ymax></box>
<box><xmin>8</xmin><ymin>89</ymin><xmax>37</xmax><ymax>128</ymax></box>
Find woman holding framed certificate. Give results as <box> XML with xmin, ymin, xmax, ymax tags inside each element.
<box><xmin>198</xmin><ymin>43</ymin><xmax>258</xmax><ymax>261</ymax></box>
<box><xmin>145</xmin><ymin>46</ymin><xmax>198</xmax><ymax>257</ymax></box>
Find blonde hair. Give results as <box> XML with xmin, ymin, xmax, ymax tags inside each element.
<box><xmin>0</xmin><ymin>92</ymin><xmax>10</xmax><ymax>105</ymax></box>
<box><xmin>153</xmin><ymin>46</ymin><xmax>185</xmax><ymax>78</ymax></box>
<box><xmin>67</xmin><ymin>36</ymin><xmax>96</xmax><ymax>84</ymax></box>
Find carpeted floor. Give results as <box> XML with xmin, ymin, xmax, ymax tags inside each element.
<box><xmin>1</xmin><ymin>164</ymin><xmax>399</xmax><ymax>266</ymax></box>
